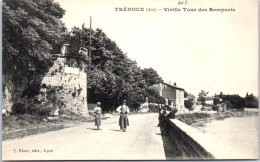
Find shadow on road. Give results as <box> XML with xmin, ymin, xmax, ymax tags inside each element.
<box><xmin>86</xmin><ymin>128</ymin><xmax>99</xmax><ymax>131</ymax></box>
<box><xmin>109</xmin><ymin>129</ymin><xmax>121</xmax><ymax>132</ymax></box>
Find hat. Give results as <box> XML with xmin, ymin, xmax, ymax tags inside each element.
<box><xmin>97</xmin><ymin>102</ymin><xmax>101</xmax><ymax>106</ymax></box>
<box><xmin>123</xmin><ymin>100</ymin><xmax>127</xmax><ymax>104</ymax></box>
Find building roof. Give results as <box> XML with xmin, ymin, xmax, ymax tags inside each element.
<box><xmin>153</xmin><ymin>82</ymin><xmax>185</xmax><ymax>91</ymax></box>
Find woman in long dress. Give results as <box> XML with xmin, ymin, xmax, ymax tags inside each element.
<box><xmin>93</xmin><ymin>102</ymin><xmax>102</xmax><ymax>130</ymax></box>
<box><xmin>116</xmin><ymin>100</ymin><xmax>130</xmax><ymax>132</ymax></box>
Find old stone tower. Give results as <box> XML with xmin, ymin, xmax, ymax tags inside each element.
<box><xmin>41</xmin><ymin>44</ymin><xmax>89</xmax><ymax>116</ymax></box>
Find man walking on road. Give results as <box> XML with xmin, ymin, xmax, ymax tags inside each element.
<box><xmin>116</xmin><ymin>100</ymin><xmax>130</xmax><ymax>132</ymax></box>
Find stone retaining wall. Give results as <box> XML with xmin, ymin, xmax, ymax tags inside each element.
<box><xmin>162</xmin><ymin>118</ymin><xmax>213</xmax><ymax>159</ymax></box>
<box><xmin>41</xmin><ymin>58</ymin><xmax>88</xmax><ymax>116</ymax></box>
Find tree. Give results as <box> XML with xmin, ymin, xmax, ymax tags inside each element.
<box><xmin>222</xmin><ymin>94</ymin><xmax>245</xmax><ymax>109</ymax></box>
<box><xmin>184</xmin><ymin>93</ymin><xmax>195</xmax><ymax>110</ymax></box>
<box><xmin>219</xmin><ymin>91</ymin><xmax>224</xmax><ymax>98</ymax></box>
<box><xmin>141</xmin><ymin>68</ymin><xmax>163</xmax><ymax>86</ymax></box>
<box><xmin>144</xmin><ymin>88</ymin><xmax>166</xmax><ymax>104</ymax></box>
<box><xmin>213</xmin><ymin>98</ymin><xmax>221</xmax><ymax>105</ymax></box>
<box><xmin>197</xmin><ymin>90</ymin><xmax>208</xmax><ymax>106</ymax></box>
<box><xmin>87</xmin><ymin>69</ymin><xmax>129</xmax><ymax>111</ymax></box>
<box><xmin>215</xmin><ymin>92</ymin><xmax>256</xmax><ymax>109</ymax></box>
<box><xmin>127</xmin><ymin>91</ymin><xmax>145</xmax><ymax>110</ymax></box>
<box><xmin>3</xmin><ymin>0</ymin><xmax>66</xmax><ymax>100</ymax></box>
<box><xmin>244</xmin><ymin>93</ymin><xmax>258</xmax><ymax>108</ymax></box>
<box><xmin>184</xmin><ymin>91</ymin><xmax>188</xmax><ymax>98</ymax></box>
<box><xmin>67</xmin><ymin>26</ymin><xmax>164</xmax><ymax>111</ymax></box>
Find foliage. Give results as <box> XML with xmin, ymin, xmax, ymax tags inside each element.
<box><xmin>184</xmin><ymin>93</ymin><xmax>195</xmax><ymax>110</ymax></box>
<box><xmin>141</xmin><ymin>68</ymin><xmax>163</xmax><ymax>86</ymax></box>
<box><xmin>223</xmin><ymin>95</ymin><xmax>245</xmax><ymax>108</ymax></box>
<box><xmin>215</xmin><ymin>92</ymin><xmax>256</xmax><ymax>109</ymax></box>
<box><xmin>245</xmin><ymin>93</ymin><xmax>258</xmax><ymax>108</ymax></box>
<box><xmin>148</xmin><ymin>104</ymin><xmax>160</xmax><ymax>113</ymax></box>
<box><xmin>87</xmin><ymin>69</ymin><xmax>126</xmax><ymax>110</ymax></box>
<box><xmin>212</xmin><ymin>105</ymin><xmax>219</xmax><ymax>111</ymax></box>
<box><xmin>145</xmin><ymin>89</ymin><xmax>166</xmax><ymax>104</ymax></box>
<box><xmin>213</xmin><ymin>98</ymin><xmax>221</xmax><ymax>105</ymax></box>
<box><xmin>223</xmin><ymin>100</ymin><xmax>233</xmax><ymax>109</ymax></box>
<box><xmin>127</xmin><ymin>91</ymin><xmax>145</xmax><ymax>110</ymax></box>
<box><xmin>2</xmin><ymin>111</ymin><xmax>89</xmax><ymax>140</ymax></box>
<box><xmin>11</xmin><ymin>86</ymin><xmax>65</xmax><ymax>116</ymax></box>
<box><xmin>11</xmin><ymin>98</ymin><xmax>52</xmax><ymax>116</ymax></box>
<box><xmin>184</xmin><ymin>91</ymin><xmax>188</xmax><ymax>98</ymax></box>
<box><xmin>4</xmin><ymin>0</ymin><xmax>165</xmax><ymax>113</ymax></box>
<box><xmin>3</xmin><ymin>0</ymin><xmax>66</xmax><ymax>101</ymax></box>
<box><xmin>176</xmin><ymin>113</ymin><xmax>211</xmax><ymax>125</ymax></box>
<box><xmin>67</xmin><ymin>26</ymin><xmax>164</xmax><ymax>111</ymax></box>
<box><xmin>197</xmin><ymin>90</ymin><xmax>208</xmax><ymax>106</ymax></box>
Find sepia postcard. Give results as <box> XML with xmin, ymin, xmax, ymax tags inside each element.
<box><xmin>2</xmin><ymin>0</ymin><xmax>259</xmax><ymax>160</ymax></box>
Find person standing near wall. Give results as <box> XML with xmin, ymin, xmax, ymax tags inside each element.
<box><xmin>159</xmin><ymin>106</ymin><xmax>169</xmax><ymax>135</ymax></box>
<box><xmin>93</xmin><ymin>102</ymin><xmax>102</xmax><ymax>130</ymax></box>
<box><xmin>167</xmin><ymin>104</ymin><xmax>178</xmax><ymax>119</ymax></box>
<box><xmin>53</xmin><ymin>106</ymin><xmax>60</xmax><ymax>118</ymax></box>
<box><xmin>116</xmin><ymin>100</ymin><xmax>130</xmax><ymax>132</ymax></box>
<box><xmin>158</xmin><ymin>104</ymin><xmax>165</xmax><ymax>127</ymax></box>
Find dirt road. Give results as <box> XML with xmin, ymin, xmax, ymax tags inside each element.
<box><xmin>2</xmin><ymin>113</ymin><xmax>166</xmax><ymax>160</ymax></box>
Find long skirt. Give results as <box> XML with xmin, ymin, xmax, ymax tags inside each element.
<box><xmin>95</xmin><ymin>114</ymin><xmax>101</xmax><ymax>127</ymax></box>
<box><xmin>119</xmin><ymin>114</ymin><xmax>129</xmax><ymax>129</ymax></box>
<box><xmin>160</xmin><ymin>115</ymin><xmax>170</xmax><ymax>135</ymax></box>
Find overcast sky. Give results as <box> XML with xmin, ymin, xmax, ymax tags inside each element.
<box><xmin>55</xmin><ymin>0</ymin><xmax>258</xmax><ymax>97</ymax></box>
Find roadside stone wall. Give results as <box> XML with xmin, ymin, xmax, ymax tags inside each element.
<box><xmin>41</xmin><ymin>58</ymin><xmax>89</xmax><ymax>116</ymax></box>
<box><xmin>163</xmin><ymin>118</ymin><xmax>244</xmax><ymax>159</ymax></box>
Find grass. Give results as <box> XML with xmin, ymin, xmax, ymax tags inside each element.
<box><xmin>2</xmin><ymin>110</ymin><xmax>94</xmax><ymax>141</ymax></box>
<box><xmin>176</xmin><ymin>110</ymin><xmax>258</xmax><ymax>127</ymax></box>
<box><xmin>176</xmin><ymin>113</ymin><xmax>211</xmax><ymax>125</ymax></box>
<box><xmin>2</xmin><ymin>109</ymin><xmax>115</xmax><ymax>141</ymax></box>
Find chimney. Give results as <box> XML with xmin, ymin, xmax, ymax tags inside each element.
<box><xmin>174</xmin><ymin>82</ymin><xmax>176</xmax><ymax>86</ymax></box>
<box><xmin>169</xmin><ymin>81</ymin><xmax>172</xmax><ymax>85</ymax></box>
<box><xmin>61</xmin><ymin>44</ymin><xmax>70</xmax><ymax>56</ymax></box>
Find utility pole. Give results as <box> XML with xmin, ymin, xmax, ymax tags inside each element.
<box><xmin>85</xmin><ymin>16</ymin><xmax>92</xmax><ymax>116</ymax></box>
<box><xmin>89</xmin><ymin>16</ymin><xmax>92</xmax><ymax>72</ymax></box>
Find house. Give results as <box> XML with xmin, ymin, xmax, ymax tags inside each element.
<box><xmin>204</xmin><ymin>97</ymin><xmax>221</xmax><ymax>106</ymax></box>
<box><xmin>204</xmin><ymin>97</ymin><xmax>215</xmax><ymax>105</ymax></box>
<box><xmin>148</xmin><ymin>82</ymin><xmax>186</xmax><ymax>111</ymax></box>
